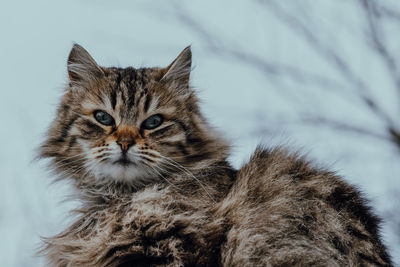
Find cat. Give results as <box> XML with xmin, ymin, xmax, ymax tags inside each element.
<box><xmin>39</xmin><ymin>44</ymin><xmax>393</xmax><ymax>266</ymax></box>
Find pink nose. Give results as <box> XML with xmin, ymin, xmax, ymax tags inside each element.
<box><xmin>116</xmin><ymin>140</ymin><xmax>135</xmax><ymax>152</ymax></box>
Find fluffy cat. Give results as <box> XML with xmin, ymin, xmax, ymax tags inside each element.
<box><xmin>39</xmin><ymin>44</ymin><xmax>392</xmax><ymax>266</ymax></box>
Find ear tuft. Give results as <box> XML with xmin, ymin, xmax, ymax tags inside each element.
<box><xmin>67</xmin><ymin>44</ymin><xmax>103</xmax><ymax>83</ymax></box>
<box><xmin>161</xmin><ymin>46</ymin><xmax>192</xmax><ymax>83</ymax></box>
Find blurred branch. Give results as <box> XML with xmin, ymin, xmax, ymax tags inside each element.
<box><xmin>389</xmin><ymin>127</ymin><xmax>400</xmax><ymax>148</ymax></box>
<box><xmin>260</xmin><ymin>0</ymin><xmax>400</xmax><ymax>149</ymax></box>
<box><xmin>257</xmin><ymin>0</ymin><xmax>395</xmax><ymax>129</ymax></box>
<box><xmin>377</xmin><ymin>2</ymin><xmax>400</xmax><ymax>22</ymax></box>
<box><xmin>302</xmin><ymin>116</ymin><xmax>392</xmax><ymax>142</ymax></box>
<box><xmin>360</xmin><ymin>0</ymin><xmax>400</xmax><ymax>101</ymax></box>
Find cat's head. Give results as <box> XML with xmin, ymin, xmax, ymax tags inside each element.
<box><xmin>40</xmin><ymin>44</ymin><xmax>229</xmax><ymax>188</ymax></box>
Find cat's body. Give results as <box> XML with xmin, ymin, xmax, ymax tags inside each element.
<box><xmin>40</xmin><ymin>44</ymin><xmax>392</xmax><ymax>266</ymax></box>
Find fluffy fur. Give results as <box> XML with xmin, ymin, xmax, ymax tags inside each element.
<box><xmin>39</xmin><ymin>44</ymin><xmax>392</xmax><ymax>266</ymax></box>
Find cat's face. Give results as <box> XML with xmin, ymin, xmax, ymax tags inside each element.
<box><xmin>41</xmin><ymin>45</ymin><xmax>228</xmax><ymax>187</ymax></box>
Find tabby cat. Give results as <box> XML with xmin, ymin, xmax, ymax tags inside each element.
<box><xmin>39</xmin><ymin>44</ymin><xmax>392</xmax><ymax>266</ymax></box>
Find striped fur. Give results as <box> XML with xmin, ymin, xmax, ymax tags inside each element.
<box><xmin>39</xmin><ymin>44</ymin><xmax>392</xmax><ymax>266</ymax></box>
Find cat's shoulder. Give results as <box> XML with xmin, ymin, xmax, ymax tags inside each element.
<box><xmin>237</xmin><ymin>145</ymin><xmax>333</xmax><ymax>183</ymax></box>
<box><xmin>234</xmin><ymin>145</ymin><xmax>365</xmax><ymax>205</ymax></box>
<box><xmin>233</xmin><ymin>145</ymin><xmax>383</xmax><ymax>234</ymax></box>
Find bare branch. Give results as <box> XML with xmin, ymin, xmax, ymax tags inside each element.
<box><xmin>258</xmin><ymin>0</ymin><xmax>395</xmax><ymax>128</ymax></box>
<box><xmin>302</xmin><ymin>116</ymin><xmax>392</xmax><ymax>142</ymax></box>
<box><xmin>389</xmin><ymin>127</ymin><xmax>400</xmax><ymax>148</ymax></box>
<box><xmin>377</xmin><ymin>3</ymin><xmax>400</xmax><ymax>22</ymax></box>
<box><xmin>360</xmin><ymin>0</ymin><xmax>400</xmax><ymax>102</ymax></box>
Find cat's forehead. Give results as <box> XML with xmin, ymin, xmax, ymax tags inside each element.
<box><xmin>79</xmin><ymin>66</ymin><xmax>176</xmax><ymax>124</ymax></box>
<box><xmin>107</xmin><ymin>67</ymin><xmax>159</xmax><ymax>90</ymax></box>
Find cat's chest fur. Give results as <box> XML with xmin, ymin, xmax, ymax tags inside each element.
<box><xmin>45</xmin><ymin>180</ymin><xmax>230</xmax><ymax>266</ymax></box>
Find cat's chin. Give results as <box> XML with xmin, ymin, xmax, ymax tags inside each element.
<box><xmin>93</xmin><ymin>162</ymin><xmax>157</xmax><ymax>185</ymax></box>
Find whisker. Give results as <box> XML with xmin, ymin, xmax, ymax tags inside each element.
<box><xmin>136</xmin><ymin>152</ymin><xmax>158</xmax><ymax>164</ymax></box>
<box><xmin>54</xmin><ymin>152</ymin><xmax>88</xmax><ymax>163</ymax></box>
<box><xmin>137</xmin><ymin>159</ymin><xmax>183</xmax><ymax>193</ymax></box>
<box><xmin>54</xmin><ymin>156</ymin><xmax>87</xmax><ymax>170</ymax></box>
<box><xmin>53</xmin><ymin>146</ymin><xmax>109</xmax><ymax>169</ymax></box>
<box><xmin>55</xmin><ymin>163</ymin><xmax>87</xmax><ymax>180</ymax></box>
<box><xmin>152</xmin><ymin>152</ymin><xmax>216</xmax><ymax>203</ymax></box>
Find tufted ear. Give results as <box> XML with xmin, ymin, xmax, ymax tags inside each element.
<box><xmin>67</xmin><ymin>44</ymin><xmax>103</xmax><ymax>83</ymax></box>
<box><xmin>161</xmin><ymin>46</ymin><xmax>192</xmax><ymax>84</ymax></box>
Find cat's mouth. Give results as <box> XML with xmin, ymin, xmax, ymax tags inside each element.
<box><xmin>113</xmin><ymin>155</ymin><xmax>137</xmax><ymax>167</ymax></box>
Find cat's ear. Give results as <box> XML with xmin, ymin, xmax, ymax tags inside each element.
<box><xmin>161</xmin><ymin>46</ymin><xmax>192</xmax><ymax>85</ymax></box>
<box><xmin>67</xmin><ymin>44</ymin><xmax>103</xmax><ymax>83</ymax></box>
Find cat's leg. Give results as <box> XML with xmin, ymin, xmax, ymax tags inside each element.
<box><xmin>220</xmin><ymin>226</ymin><xmax>345</xmax><ymax>267</ymax></box>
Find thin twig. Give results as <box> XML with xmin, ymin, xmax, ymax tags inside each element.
<box><xmin>360</xmin><ymin>0</ymin><xmax>400</xmax><ymax>104</ymax></box>
<box><xmin>302</xmin><ymin>116</ymin><xmax>392</xmax><ymax>142</ymax></box>
<box><xmin>258</xmin><ymin>0</ymin><xmax>395</xmax><ymax>127</ymax></box>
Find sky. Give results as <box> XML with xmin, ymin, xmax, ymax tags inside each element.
<box><xmin>0</xmin><ymin>0</ymin><xmax>399</xmax><ymax>265</ymax></box>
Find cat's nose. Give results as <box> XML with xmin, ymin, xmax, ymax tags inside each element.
<box><xmin>116</xmin><ymin>139</ymin><xmax>135</xmax><ymax>153</ymax></box>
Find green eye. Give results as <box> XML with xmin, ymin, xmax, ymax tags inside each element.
<box><xmin>94</xmin><ymin>110</ymin><xmax>114</xmax><ymax>126</ymax></box>
<box><xmin>142</xmin><ymin>114</ymin><xmax>163</xmax><ymax>130</ymax></box>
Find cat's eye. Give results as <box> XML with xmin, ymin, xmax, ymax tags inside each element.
<box><xmin>142</xmin><ymin>114</ymin><xmax>163</xmax><ymax>130</ymax></box>
<box><xmin>94</xmin><ymin>110</ymin><xmax>115</xmax><ymax>126</ymax></box>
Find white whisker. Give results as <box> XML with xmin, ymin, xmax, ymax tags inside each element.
<box><xmin>137</xmin><ymin>159</ymin><xmax>183</xmax><ymax>193</ymax></box>
<box><xmin>150</xmin><ymin>151</ymin><xmax>216</xmax><ymax>203</ymax></box>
